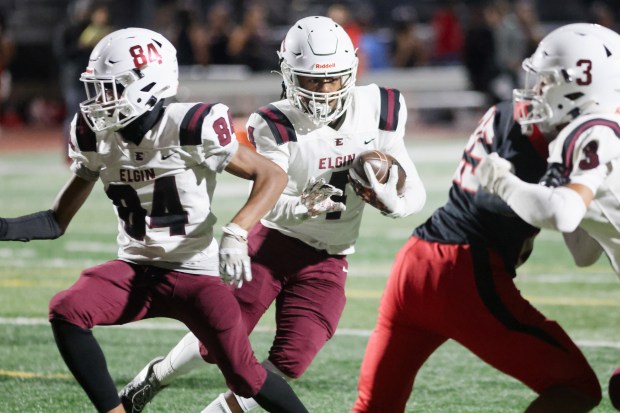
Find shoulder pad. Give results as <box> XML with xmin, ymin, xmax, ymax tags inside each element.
<box><xmin>256</xmin><ymin>104</ymin><xmax>297</xmax><ymax>145</ymax></box>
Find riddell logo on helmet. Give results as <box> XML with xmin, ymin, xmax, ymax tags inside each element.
<box><xmin>315</xmin><ymin>63</ymin><xmax>336</xmax><ymax>69</ymax></box>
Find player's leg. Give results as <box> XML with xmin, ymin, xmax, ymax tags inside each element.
<box><xmin>119</xmin><ymin>332</ymin><xmax>204</xmax><ymax>412</ymax></box>
<box><xmin>121</xmin><ymin>245</ymin><xmax>283</xmax><ymax>412</ymax></box>
<box><xmin>49</xmin><ymin>260</ymin><xmax>151</xmax><ymax>412</ymax></box>
<box><xmin>203</xmin><ymin>224</ymin><xmax>318</xmax><ymax>412</ymax></box>
<box><xmin>261</xmin><ymin>253</ymin><xmax>348</xmax><ymax>377</ymax></box>
<box><xmin>206</xmin><ymin>253</ymin><xmax>349</xmax><ymax>412</ymax></box>
<box><xmin>448</xmin><ymin>244</ymin><xmax>601</xmax><ymax>412</ymax></box>
<box><xmin>609</xmin><ymin>366</ymin><xmax>620</xmax><ymax>410</ymax></box>
<box><xmin>204</xmin><ymin>258</ymin><xmax>283</xmax><ymax>412</ymax></box>
<box><xmin>354</xmin><ymin>317</ymin><xmax>446</xmax><ymax>413</ymax></box>
<box><xmin>353</xmin><ymin>236</ymin><xmax>448</xmax><ymax>413</ymax></box>
<box><xmin>171</xmin><ymin>272</ymin><xmax>308</xmax><ymax>413</ymax></box>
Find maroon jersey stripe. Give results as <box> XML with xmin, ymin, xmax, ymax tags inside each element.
<box><xmin>256</xmin><ymin>104</ymin><xmax>297</xmax><ymax>145</ymax></box>
<box><xmin>180</xmin><ymin>103</ymin><xmax>214</xmax><ymax>146</ymax></box>
<box><xmin>378</xmin><ymin>87</ymin><xmax>401</xmax><ymax>131</ymax></box>
<box><xmin>561</xmin><ymin>118</ymin><xmax>620</xmax><ymax>176</ymax></box>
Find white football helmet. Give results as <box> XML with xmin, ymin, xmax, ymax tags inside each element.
<box><xmin>278</xmin><ymin>16</ymin><xmax>358</xmax><ymax>126</ymax></box>
<box><xmin>79</xmin><ymin>28</ymin><xmax>178</xmax><ymax>132</ymax></box>
<box><xmin>514</xmin><ymin>23</ymin><xmax>620</xmax><ymax>135</ymax></box>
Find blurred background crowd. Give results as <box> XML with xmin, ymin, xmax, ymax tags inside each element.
<box><xmin>0</xmin><ymin>0</ymin><xmax>617</xmax><ymax>131</ymax></box>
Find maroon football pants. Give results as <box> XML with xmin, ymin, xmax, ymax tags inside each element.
<box><xmin>200</xmin><ymin>223</ymin><xmax>348</xmax><ymax>379</ymax></box>
<box><xmin>48</xmin><ymin>260</ymin><xmax>266</xmax><ymax>397</ymax></box>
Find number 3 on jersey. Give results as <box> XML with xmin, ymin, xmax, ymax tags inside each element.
<box><xmin>106</xmin><ymin>176</ymin><xmax>188</xmax><ymax>240</ymax></box>
<box><xmin>452</xmin><ymin>107</ymin><xmax>496</xmax><ymax>192</ymax></box>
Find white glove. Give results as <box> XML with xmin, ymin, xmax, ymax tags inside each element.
<box><xmin>219</xmin><ymin>223</ymin><xmax>251</xmax><ymax>288</ymax></box>
<box><xmin>475</xmin><ymin>152</ymin><xmax>514</xmax><ymax>194</ymax></box>
<box><xmin>350</xmin><ymin>163</ymin><xmax>405</xmax><ymax>216</ymax></box>
<box><xmin>293</xmin><ymin>177</ymin><xmax>346</xmax><ymax>219</ymax></box>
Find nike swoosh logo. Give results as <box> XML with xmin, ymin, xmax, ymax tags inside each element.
<box><xmin>364</xmin><ymin>138</ymin><xmax>376</xmax><ymax>144</ymax></box>
<box><xmin>161</xmin><ymin>153</ymin><xmax>177</xmax><ymax>160</ymax></box>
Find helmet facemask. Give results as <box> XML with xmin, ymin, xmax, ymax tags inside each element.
<box><xmin>80</xmin><ymin>69</ymin><xmax>145</xmax><ymax>132</ymax></box>
<box><xmin>281</xmin><ymin>61</ymin><xmax>357</xmax><ymax>125</ymax></box>
<box><xmin>513</xmin><ymin>60</ymin><xmax>568</xmax><ymax>134</ymax></box>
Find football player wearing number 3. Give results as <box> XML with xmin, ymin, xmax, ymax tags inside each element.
<box><xmin>475</xmin><ymin>23</ymin><xmax>620</xmax><ymax>411</ymax></box>
<box><xmin>119</xmin><ymin>16</ymin><xmax>426</xmax><ymax>413</ymax></box>
<box><xmin>0</xmin><ymin>28</ymin><xmax>310</xmax><ymax>413</ymax></box>
<box><xmin>353</xmin><ymin>23</ymin><xmax>620</xmax><ymax>413</ymax></box>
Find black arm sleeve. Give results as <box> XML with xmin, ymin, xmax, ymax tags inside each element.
<box><xmin>0</xmin><ymin>209</ymin><xmax>63</xmax><ymax>242</ymax></box>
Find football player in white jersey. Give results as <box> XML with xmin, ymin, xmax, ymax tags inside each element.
<box><xmin>475</xmin><ymin>23</ymin><xmax>620</xmax><ymax>409</ymax></box>
<box><xmin>0</xmin><ymin>28</ymin><xmax>311</xmax><ymax>413</ymax></box>
<box><xmin>119</xmin><ymin>16</ymin><xmax>426</xmax><ymax>413</ymax></box>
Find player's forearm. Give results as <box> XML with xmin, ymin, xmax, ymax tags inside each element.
<box><xmin>261</xmin><ymin>194</ymin><xmax>307</xmax><ymax>226</ymax></box>
<box><xmin>562</xmin><ymin>227</ymin><xmax>604</xmax><ymax>267</ymax></box>
<box><xmin>0</xmin><ymin>210</ymin><xmax>63</xmax><ymax>241</ymax></box>
<box><xmin>229</xmin><ymin>169</ymin><xmax>288</xmax><ymax>230</ymax></box>
<box><xmin>495</xmin><ymin>173</ymin><xmax>586</xmax><ymax>232</ymax></box>
<box><xmin>398</xmin><ymin>175</ymin><xmax>427</xmax><ymax>217</ymax></box>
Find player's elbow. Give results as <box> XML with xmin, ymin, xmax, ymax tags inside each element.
<box><xmin>548</xmin><ymin>187</ymin><xmax>587</xmax><ymax>233</ymax></box>
<box><xmin>553</xmin><ymin>212</ymin><xmax>582</xmax><ymax>233</ymax></box>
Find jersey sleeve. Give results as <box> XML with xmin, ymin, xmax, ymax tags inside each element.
<box><xmin>374</xmin><ymin>86</ymin><xmax>426</xmax><ymax>215</ymax></box>
<box><xmin>374</xmin><ymin>86</ymin><xmax>415</xmax><ymax>180</ymax></box>
<box><xmin>246</xmin><ymin>109</ymin><xmax>290</xmax><ymax>172</ymax></box>
<box><xmin>68</xmin><ymin>113</ymin><xmax>102</xmax><ymax>182</ymax></box>
<box><xmin>245</xmin><ymin>107</ymin><xmax>306</xmax><ymax>225</ymax></box>
<box><xmin>189</xmin><ymin>102</ymin><xmax>240</xmax><ymax>173</ymax></box>
<box><xmin>549</xmin><ymin>118</ymin><xmax>620</xmax><ymax>193</ymax></box>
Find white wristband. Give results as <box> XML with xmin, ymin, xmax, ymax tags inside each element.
<box><xmin>222</xmin><ymin>223</ymin><xmax>248</xmax><ymax>239</ymax></box>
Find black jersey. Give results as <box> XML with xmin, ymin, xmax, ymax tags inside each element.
<box><xmin>414</xmin><ymin>102</ymin><xmax>549</xmax><ymax>273</ymax></box>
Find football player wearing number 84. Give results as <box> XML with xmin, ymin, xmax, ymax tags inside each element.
<box><xmin>0</xmin><ymin>27</ymin><xmax>310</xmax><ymax>413</ymax></box>
<box><xmin>354</xmin><ymin>23</ymin><xmax>620</xmax><ymax>412</ymax></box>
<box><xmin>119</xmin><ymin>15</ymin><xmax>426</xmax><ymax>413</ymax></box>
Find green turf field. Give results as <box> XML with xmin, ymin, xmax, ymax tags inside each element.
<box><xmin>1</xmin><ymin>137</ymin><xmax>619</xmax><ymax>412</ymax></box>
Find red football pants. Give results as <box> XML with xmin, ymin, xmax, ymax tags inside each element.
<box><xmin>353</xmin><ymin>236</ymin><xmax>601</xmax><ymax>412</ymax></box>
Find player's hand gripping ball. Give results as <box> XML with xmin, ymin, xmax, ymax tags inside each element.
<box><xmin>348</xmin><ymin>150</ymin><xmax>406</xmax><ymax>213</ymax></box>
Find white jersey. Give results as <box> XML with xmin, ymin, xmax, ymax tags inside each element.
<box><xmin>247</xmin><ymin>84</ymin><xmax>423</xmax><ymax>255</ymax></box>
<box><xmin>546</xmin><ymin>112</ymin><xmax>620</xmax><ymax>274</ymax></box>
<box><xmin>69</xmin><ymin>102</ymin><xmax>240</xmax><ymax>274</ymax></box>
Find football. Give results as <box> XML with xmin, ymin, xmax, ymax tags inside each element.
<box><xmin>348</xmin><ymin>150</ymin><xmax>407</xmax><ymax>212</ymax></box>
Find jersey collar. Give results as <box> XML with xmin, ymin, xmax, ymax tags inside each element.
<box><xmin>119</xmin><ymin>100</ymin><xmax>165</xmax><ymax>145</ymax></box>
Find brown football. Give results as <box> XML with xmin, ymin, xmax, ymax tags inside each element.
<box><xmin>350</xmin><ymin>150</ymin><xmax>406</xmax><ymax>193</ymax></box>
<box><xmin>348</xmin><ymin>150</ymin><xmax>407</xmax><ymax>213</ymax></box>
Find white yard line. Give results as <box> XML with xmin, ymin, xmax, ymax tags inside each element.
<box><xmin>0</xmin><ymin>317</ymin><xmax>618</xmax><ymax>348</ymax></box>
